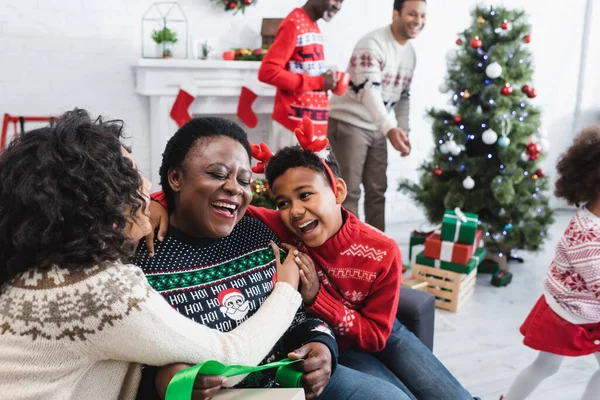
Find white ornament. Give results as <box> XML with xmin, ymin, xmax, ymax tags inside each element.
<box><xmin>439</xmin><ymin>82</ymin><xmax>450</xmax><ymax>93</ymax></box>
<box><xmin>451</xmin><ymin>146</ymin><xmax>462</xmax><ymax>156</ymax></box>
<box><xmin>539</xmin><ymin>138</ymin><xmax>550</xmax><ymax>153</ymax></box>
<box><xmin>446</xmin><ymin>140</ymin><xmax>462</xmax><ymax>156</ymax></box>
<box><xmin>482</xmin><ymin>129</ymin><xmax>499</xmax><ymax>145</ymax></box>
<box><xmin>462</xmin><ymin>176</ymin><xmax>475</xmax><ymax>190</ymax></box>
<box><xmin>446</xmin><ymin>49</ymin><xmax>459</xmax><ymax>62</ymax></box>
<box><xmin>530</xmin><ymin>134</ymin><xmax>540</xmax><ymax>144</ymax></box>
<box><xmin>521</xmin><ymin>151</ymin><xmax>530</xmax><ymax>162</ymax></box>
<box><xmin>497</xmin><ymin>136</ymin><xmax>510</xmax><ymax>148</ymax></box>
<box><xmin>439</xmin><ymin>142</ymin><xmax>449</xmax><ymax>154</ymax></box>
<box><xmin>485</xmin><ymin>62</ymin><xmax>502</xmax><ymax>79</ymax></box>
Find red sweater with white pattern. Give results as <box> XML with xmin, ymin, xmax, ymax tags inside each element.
<box><xmin>246</xmin><ymin>206</ymin><xmax>401</xmax><ymax>352</ymax></box>
<box><xmin>258</xmin><ymin>8</ymin><xmax>329</xmax><ymax>137</ymax></box>
<box><xmin>544</xmin><ymin>208</ymin><xmax>600</xmax><ymax>324</ymax></box>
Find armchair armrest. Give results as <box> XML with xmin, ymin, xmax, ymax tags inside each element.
<box><xmin>396</xmin><ymin>287</ymin><xmax>435</xmax><ymax>351</ymax></box>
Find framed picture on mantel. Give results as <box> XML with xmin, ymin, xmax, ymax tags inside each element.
<box><xmin>261</xmin><ymin>18</ymin><xmax>283</xmax><ymax>47</ymax></box>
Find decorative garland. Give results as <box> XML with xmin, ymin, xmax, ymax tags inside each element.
<box><xmin>212</xmin><ymin>0</ymin><xmax>256</xmax><ymax>13</ymax></box>
<box><xmin>234</xmin><ymin>46</ymin><xmax>267</xmax><ymax>61</ymax></box>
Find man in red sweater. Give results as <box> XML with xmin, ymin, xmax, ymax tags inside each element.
<box><xmin>258</xmin><ymin>0</ymin><xmax>344</xmax><ymax>150</ymax></box>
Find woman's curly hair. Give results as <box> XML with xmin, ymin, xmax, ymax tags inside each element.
<box><xmin>555</xmin><ymin>124</ymin><xmax>600</xmax><ymax>207</ymax></box>
<box><xmin>0</xmin><ymin>109</ymin><xmax>147</xmax><ymax>285</ymax></box>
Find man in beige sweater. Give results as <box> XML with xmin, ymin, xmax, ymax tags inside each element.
<box><xmin>328</xmin><ymin>0</ymin><xmax>426</xmax><ymax>231</ymax></box>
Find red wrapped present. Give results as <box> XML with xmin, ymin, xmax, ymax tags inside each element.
<box><xmin>424</xmin><ymin>230</ymin><xmax>482</xmax><ymax>265</ymax></box>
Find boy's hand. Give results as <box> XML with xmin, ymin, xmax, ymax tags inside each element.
<box><xmin>284</xmin><ymin>244</ymin><xmax>319</xmax><ymax>305</ymax></box>
<box><xmin>271</xmin><ymin>241</ymin><xmax>300</xmax><ymax>290</ymax></box>
<box><xmin>145</xmin><ymin>200</ymin><xmax>169</xmax><ymax>257</ymax></box>
<box><xmin>288</xmin><ymin>342</ymin><xmax>332</xmax><ymax>400</ymax></box>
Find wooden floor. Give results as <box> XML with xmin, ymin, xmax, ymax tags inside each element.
<box><xmin>390</xmin><ymin>210</ymin><xmax>599</xmax><ymax>400</ymax></box>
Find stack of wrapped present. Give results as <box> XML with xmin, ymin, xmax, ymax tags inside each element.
<box><xmin>415</xmin><ymin>208</ymin><xmax>486</xmax><ymax>274</ymax></box>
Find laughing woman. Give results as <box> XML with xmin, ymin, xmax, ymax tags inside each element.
<box><xmin>135</xmin><ymin>117</ymin><xmax>410</xmax><ymax>400</ymax></box>
<box><xmin>0</xmin><ymin>110</ymin><xmax>303</xmax><ymax>400</ymax></box>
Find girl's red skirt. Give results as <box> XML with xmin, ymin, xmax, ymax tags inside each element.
<box><xmin>520</xmin><ymin>295</ymin><xmax>600</xmax><ymax>356</ymax></box>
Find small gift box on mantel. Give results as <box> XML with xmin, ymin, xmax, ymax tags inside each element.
<box><xmin>441</xmin><ymin>208</ymin><xmax>479</xmax><ymax>245</ymax></box>
<box><xmin>423</xmin><ymin>230</ymin><xmax>482</xmax><ymax>265</ymax></box>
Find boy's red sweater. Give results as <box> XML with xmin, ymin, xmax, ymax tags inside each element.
<box><xmin>258</xmin><ymin>8</ymin><xmax>329</xmax><ymax>137</ymax></box>
<box><xmin>151</xmin><ymin>191</ymin><xmax>401</xmax><ymax>352</ymax></box>
<box><xmin>246</xmin><ymin>206</ymin><xmax>402</xmax><ymax>352</ymax></box>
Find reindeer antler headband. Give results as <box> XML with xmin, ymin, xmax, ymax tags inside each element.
<box><xmin>249</xmin><ymin>117</ymin><xmax>338</xmax><ymax>196</ymax></box>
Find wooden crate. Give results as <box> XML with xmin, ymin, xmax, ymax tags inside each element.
<box><xmin>401</xmin><ymin>277</ymin><xmax>429</xmax><ymax>292</ymax></box>
<box><xmin>412</xmin><ymin>263</ymin><xmax>477</xmax><ymax>313</ymax></box>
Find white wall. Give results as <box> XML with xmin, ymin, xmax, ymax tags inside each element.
<box><xmin>1</xmin><ymin>0</ymin><xmax>596</xmax><ymax>224</ymax></box>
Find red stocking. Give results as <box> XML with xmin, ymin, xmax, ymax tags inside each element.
<box><xmin>237</xmin><ymin>86</ymin><xmax>258</xmax><ymax>128</ymax></box>
<box><xmin>170</xmin><ymin>86</ymin><xmax>196</xmax><ymax>127</ymax></box>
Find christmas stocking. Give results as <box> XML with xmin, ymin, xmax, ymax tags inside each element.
<box><xmin>170</xmin><ymin>84</ymin><xmax>197</xmax><ymax>127</ymax></box>
<box><xmin>237</xmin><ymin>86</ymin><xmax>258</xmax><ymax>128</ymax></box>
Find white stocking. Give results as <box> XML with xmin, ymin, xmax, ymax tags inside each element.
<box><xmin>503</xmin><ymin>352</ymin><xmax>564</xmax><ymax>400</ymax></box>
<box><xmin>580</xmin><ymin>353</ymin><xmax>600</xmax><ymax>400</ymax></box>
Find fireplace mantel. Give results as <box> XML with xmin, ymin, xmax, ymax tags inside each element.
<box><xmin>135</xmin><ymin>59</ymin><xmax>276</xmax><ymax>186</ymax></box>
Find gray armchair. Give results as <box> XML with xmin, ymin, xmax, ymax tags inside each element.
<box><xmin>396</xmin><ymin>287</ymin><xmax>435</xmax><ymax>351</ymax></box>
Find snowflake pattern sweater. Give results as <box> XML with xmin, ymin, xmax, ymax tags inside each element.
<box><xmin>258</xmin><ymin>8</ymin><xmax>329</xmax><ymax>137</ymax></box>
<box><xmin>329</xmin><ymin>25</ymin><xmax>416</xmax><ymax>135</ymax></box>
<box><xmin>134</xmin><ymin>216</ymin><xmax>337</xmax><ymax>395</ymax></box>
<box><xmin>0</xmin><ymin>262</ymin><xmax>301</xmax><ymax>400</ymax></box>
<box><xmin>544</xmin><ymin>208</ymin><xmax>600</xmax><ymax>324</ymax></box>
<box><xmin>246</xmin><ymin>206</ymin><xmax>402</xmax><ymax>352</ymax></box>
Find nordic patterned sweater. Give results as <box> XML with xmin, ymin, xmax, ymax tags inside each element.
<box><xmin>258</xmin><ymin>8</ymin><xmax>329</xmax><ymax>137</ymax></box>
<box><xmin>133</xmin><ymin>216</ymin><xmax>337</xmax><ymax>396</ymax></box>
<box><xmin>544</xmin><ymin>207</ymin><xmax>600</xmax><ymax>324</ymax></box>
<box><xmin>329</xmin><ymin>25</ymin><xmax>416</xmax><ymax>135</ymax></box>
<box><xmin>0</xmin><ymin>262</ymin><xmax>302</xmax><ymax>400</ymax></box>
<box><xmin>246</xmin><ymin>206</ymin><xmax>402</xmax><ymax>353</ymax></box>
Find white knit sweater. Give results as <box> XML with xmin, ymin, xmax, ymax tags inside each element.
<box><xmin>0</xmin><ymin>263</ymin><xmax>301</xmax><ymax>400</ymax></box>
<box><xmin>329</xmin><ymin>25</ymin><xmax>416</xmax><ymax>135</ymax></box>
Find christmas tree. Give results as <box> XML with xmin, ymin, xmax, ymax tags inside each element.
<box><xmin>400</xmin><ymin>5</ymin><xmax>554</xmax><ymax>255</ymax></box>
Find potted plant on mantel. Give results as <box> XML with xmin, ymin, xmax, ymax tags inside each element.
<box><xmin>151</xmin><ymin>26</ymin><xmax>178</xmax><ymax>58</ymax></box>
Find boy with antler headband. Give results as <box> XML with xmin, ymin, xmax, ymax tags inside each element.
<box><xmin>147</xmin><ymin>118</ymin><xmax>474</xmax><ymax>399</ymax></box>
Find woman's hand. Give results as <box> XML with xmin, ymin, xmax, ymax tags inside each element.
<box><xmin>156</xmin><ymin>364</ymin><xmax>226</xmax><ymax>400</ymax></box>
<box><xmin>288</xmin><ymin>342</ymin><xmax>332</xmax><ymax>400</ymax></box>
<box><xmin>145</xmin><ymin>200</ymin><xmax>169</xmax><ymax>256</ymax></box>
<box><xmin>283</xmin><ymin>245</ymin><xmax>319</xmax><ymax>306</ymax></box>
<box><xmin>271</xmin><ymin>241</ymin><xmax>300</xmax><ymax>290</ymax></box>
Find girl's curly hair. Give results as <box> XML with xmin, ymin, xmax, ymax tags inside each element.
<box><xmin>555</xmin><ymin>124</ymin><xmax>600</xmax><ymax>207</ymax></box>
<box><xmin>0</xmin><ymin>109</ymin><xmax>147</xmax><ymax>285</ymax></box>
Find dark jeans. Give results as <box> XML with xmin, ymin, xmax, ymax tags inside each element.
<box><xmin>339</xmin><ymin>320</ymin><xmax>473</xmax><ymax>400</ymax></box>
<box><xmin>318</xmin><ymin>365</ymin><xmax>410</xmax><ymax>400</ymax></box>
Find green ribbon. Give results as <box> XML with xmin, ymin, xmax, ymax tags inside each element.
<box><xmin>165</xmin><ymin>358</ymin><xmax>304</xmax><ymax>400</ymax></box>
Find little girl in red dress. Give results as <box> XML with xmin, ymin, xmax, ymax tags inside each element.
<box><xmin>503</xmin><ymin>125</ymin><xmax>600</xmax><ymax>400</ymax></box>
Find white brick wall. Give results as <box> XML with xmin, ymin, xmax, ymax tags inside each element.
<box><xmin>0</xmin><ymin>0</ymin><xmax>591</xmax><ymax>225</ymax></box>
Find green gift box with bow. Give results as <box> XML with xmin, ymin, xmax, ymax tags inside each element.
<box><xmin>415</xmin><ymin>247</ymin><xmax>486</xmax><ymax>275</ymax></box>
<box><xmin>441</xmin><ymin>208</ymin><xmax>479</xmax><ymax>245</ymax></box>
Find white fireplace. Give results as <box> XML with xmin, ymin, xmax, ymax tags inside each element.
<box><xmin>134</xmin><ymin>59</ymin><xmax>276</xmax><ymax>186</ymax></box>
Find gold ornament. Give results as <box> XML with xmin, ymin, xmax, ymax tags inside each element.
<box><xmin>531</xmin><ymin>174</ymin><xmax>539</xmax><ymax>181</ymax></box>
<box><xmin>477</xmin><ymin>16</ymin><xmax>486</xmax><ymax>24</ymax></box>
<box><xmin>463</xmin><ymin>89</ymin><xmax>471</xmax><ymax>99</ymax></box>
